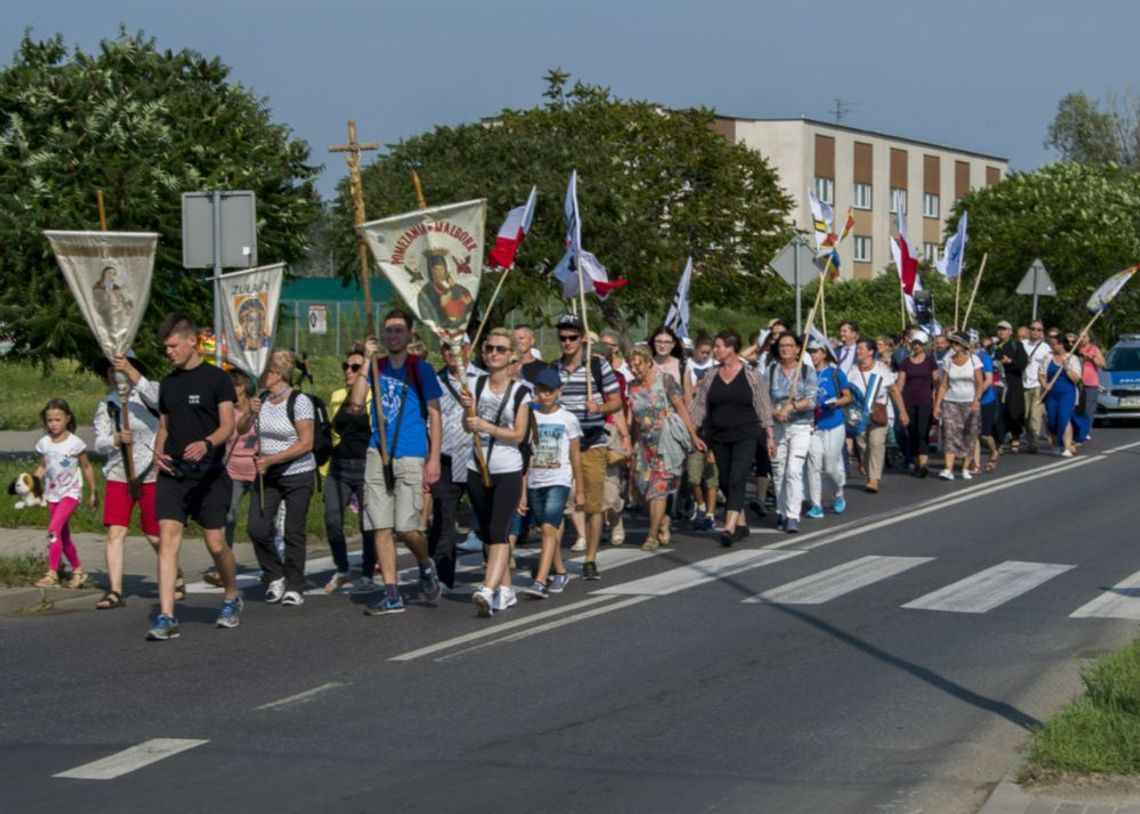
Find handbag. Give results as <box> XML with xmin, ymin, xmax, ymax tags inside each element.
<box><xmin>664</xmin><ymin>411</ymin><xmax>694</xmax><ymax>455</ymax></box>
<box><xmin>605</xmin><ymin>424</ymin><xmax>628</xmax><ymax>466</ymax></box>
<box><xmin>870</xmin><ymin>401</ymin><xmax>889</xmax><ymax>427</ymax></box>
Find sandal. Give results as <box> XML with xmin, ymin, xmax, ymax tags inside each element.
<box><xmin>34</xmin><ymin>570</ymin><xmax>60</xmax><ymax>589</ymax></box>
<box><xmin>1010</xmin><ymin>441</ymin><xmax>1020</xmax><ymax>455</ymax></box>
<box><xmin>96</xmin><ymin>590</ymin><xmax>124</xmax><ymax>610</ymax></box>
<box><xmin>174</xmin><ymin>578</ymin><xmax>186</xmax><ymax>602</ymax></box>
<box><xmin>985</xmin><ymin>458</ymin><xmax>1000</xmax><ymax>473</ymax></box>
<box><xmin>67</xmin><ymin>567</ymin><xmax>88</xmax><ymax>590</ymax></box>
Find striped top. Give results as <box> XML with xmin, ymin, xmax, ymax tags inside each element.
<box><xmin>550</xmin><ymin>355</ymin><xmax>620</xmax><ymax>449</ymax></box>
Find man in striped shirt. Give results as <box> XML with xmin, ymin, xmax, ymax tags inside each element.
<box><xmin>550</xmin><ymin>314</ymin><xmax>623</xmax><ymax>580</ymax></box>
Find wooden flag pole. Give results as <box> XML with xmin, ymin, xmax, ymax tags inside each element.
<box><xmin>961</xmin><ymin>252</ymin><xmax>989</xmax><ymax>330</ymax></box>
<box><xmin>412</xmin><ymin>170</ymin><xmax>427</xmax><ymax>210</ymax></box>
<box><xmin>1044</xmin><ymin>309</ymin><xmax>1105</xmax><ymax>392</ymax></box>
<box><xmin>330</xmin><ymin>121</ymin><xmax>380</xmax><ymax>334</ymax></box>
<box><xmin>577</xmin><ymin>264</ymin><xmax>593</xmax><ymax>402</ymax></box>
<box><xmin>470</xmin><ymin>267</ymin><xmax>511</xmax><ymax>352</ymax></box>
<box><xmin>954</xmin><ymin>272</ymin><xmax>963</xmax><ymax>330</ymax></box>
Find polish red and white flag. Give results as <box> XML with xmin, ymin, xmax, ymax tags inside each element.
<box><xmin>487</xmin><ymin>186</ymin><xmax>537</xmax><ymax>269</ymax></box>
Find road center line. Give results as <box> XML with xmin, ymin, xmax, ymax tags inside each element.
<box><xmin>54</xmin><ymin>738</ymin><xmax>208</xmax><ymax>781</ymax></box>
<box><xmin>254</xmin><ymin>682</ymin><xmax>346</xmax><ymax>711</ymax></box>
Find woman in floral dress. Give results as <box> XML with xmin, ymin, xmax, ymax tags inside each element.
<box><xmin>625</xmin><ymin>346</ymin><xmax>705</xmax><ymax>551</ymax></box>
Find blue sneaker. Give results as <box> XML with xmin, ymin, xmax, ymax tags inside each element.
<box><xmin>692</xmin><ymin>515</ymin><xmax>714</xmax><ymax>532</ymax></box>
<box><xmin>786</xmin><ymin>519</ymin><xmax>800</xmax><ymax>534</ymax></box>
<box><xmin>146</xmin><ymin>614</ymin><xmax>180</xmax><ymax>641</ymax></box>
<box><xmin>547</xmin><ymin>574</ymin><xmax>570</xmax><ymax>593</ymax></box>
<box><xmin>832</xmin><ymin>497</ymin><xmax>847</xmax><ymax>515</ymax></box>
<box><xmin>420</xmin><ymin>565</ymin><xmax>442</xmax><ymax>603</ymax></box>
<box><xmin>805</xmin><ymin>505</ymin><xmax>824</xmax><ymax>519</ymax></box>
<box><xmin>216</xmin><ymin>596</ymin><xmax>243</xmax><ymax>629</ymax></box>
<box><xmin>363</xmin><ymin>594</ymin><xmax>405</xmax><ymax>616</ymax></box>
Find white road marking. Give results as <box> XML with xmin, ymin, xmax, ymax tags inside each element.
<box><xmin>592</xmin><ymin>549</ymin><xmax>805</xmax><ymax>597</ymax></box>
<box><xmin>902</xmin><ymin>561</ymin><xmax>1074</xmax><ymax>614</ymax></box>
<box><xmin>254</xmin><ymin>682</ymin><xmax>346</xmax><ymax>711</ymax></box>
<box><xmin>745</xmin><ymin>556</ymin><xmax>935</xmax><ymax>605</ymax></box>
<box><xmin>1101</xmin><ymin>438</ymin><xmax>1140</xmax><ymax>455</ymax></box>
<box><xmin>1071</xmin><ymin>570</ymin><xmax>1140</xmax><ymax>620</ymax></box>
<box><xmin>435</xmin><ymin>596</ymin><xmax>653</xmax><ymax>662</ymax></box>
<box><xmin>53</xmin><ymin>738</ymin><xmax>208</xmax><ymax>781</ymax></box>
<box><xmin>391</xmin><ymin>595</ymin><xmax>616</xmax><ymax>661</ymax></box>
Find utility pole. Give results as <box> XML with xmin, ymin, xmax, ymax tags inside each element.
<box><xmin>330</xmin><ymin>121</ymin><xmax>380</xmax><ymax>334</ymax></box>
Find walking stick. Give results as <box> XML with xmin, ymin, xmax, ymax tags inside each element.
<box><xmin>447</xmin><ymin>346</ymin><xmax>492</xmax><ymax>487</ymax></box>
<box><xmin>961</xmin><ymin>253</ymin><xmax>989</xmax><ymax>330</ymax></box>
<box><xmin>470</xmin><ymin>266</ymin><xmax>511</xmax><ymax>352</ymax></box>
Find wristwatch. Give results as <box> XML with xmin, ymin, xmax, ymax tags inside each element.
<box><xmin>202</xmin><ymin>439</ymin><xmax>215</xmax><ymax>455</ymax></box>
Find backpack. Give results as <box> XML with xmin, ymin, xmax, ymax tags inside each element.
<box><xmin>474</xmin><ymin>376</ymin><xmax>532</xmax><ymax>469</ymax></box>
<box><xmin>286</xmin><ymin>391</ymin><xmax>334</xmax><ymax>468</ymax></box>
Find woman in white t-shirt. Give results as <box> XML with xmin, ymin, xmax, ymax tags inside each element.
<box><xmin>849</xmin><ymin>339</ymin><xmax>907</xmax><ymax>493</ymax></box>
<box><xmin>933</xmin><ymin>332</ymin><xmax>985</xmax><ymax>480</ymax></box>
<box><xmin>249</xmin><ymin>349</ymin><xmax>316</xmax><ymax>606</ymax></box>
<box><xmin>462</xmin><ymin>328</ymin><xmax>532</xmax><ymax>617</ymax></box>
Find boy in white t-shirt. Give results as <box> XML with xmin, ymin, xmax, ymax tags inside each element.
<box><xmin>523</xmin><ymin>368</ymin><xmax>583</xmax><ymax>599</ymax></box>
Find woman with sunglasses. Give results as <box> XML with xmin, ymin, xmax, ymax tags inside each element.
<box><xmin>767</xmin><ymin>332</ymin><xmax>817</xmax><ymax>533</ymax></box>
<box><xmin>322</xmin><ymin>343</ymin><xmax>379</xmax><ymax>593</ymax></box>
<box><xmin>461</xmin><ymin>328</ymin><xmax>532</xmax><ymax>617</ymax></box>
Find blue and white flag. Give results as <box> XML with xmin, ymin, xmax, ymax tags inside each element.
<box><xmin>665</xmin><ymin>256</ymin><xmax>693</xmax><ymax>338</ymax></box>
<box><xmin>935</xmin><ymin>211</ymin><xmax>968</xmax><ymax>279</ymax></box>
<box><xmin>552</xmin><ymin>170</ymin><xmax>626</xmax><ymax>300</ymax></box>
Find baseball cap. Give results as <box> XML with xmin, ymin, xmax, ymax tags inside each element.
<box><xmin>556</xmin><ymin>313</ymin><xmax>584</xmax><ymax>333</ymax></box>
<box><xmin>533</xmin><ymin>368</ymin><xmax>562</xmax><ymax>391</ymax></box>
<box><xmin>910</xmin><ymin>329</ymin><xmax>930</xmax><ymax>345</ymax></box>
<box><xmin>996</xmin><ymin>320</ymin><xmax>1012</xmax><ymax>330</ymax></box>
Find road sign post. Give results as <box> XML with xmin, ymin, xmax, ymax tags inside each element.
<box><xmin>770</xmin><ymin>235</ymin><xmax>817</xmax><ymax>334</ymax></box>
<box><xmin>1016</xmin><ymin>258</ymin><xmax>1056</xmax><ymax>321</ymax></box>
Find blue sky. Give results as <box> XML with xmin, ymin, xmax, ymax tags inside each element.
<box><xmin>6</xmin><ymin>0</ymin><xmax>1136</xmax><ymax>200</ymax></box>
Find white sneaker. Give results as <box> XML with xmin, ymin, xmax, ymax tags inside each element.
<box><xmin>493</xmin><ymin>586</ymin><xmax>518</xmax><ymax>611</ymax></box>
<box><xmin>938</xmin><ymin>469</ymin><xmax>954</xmax><ymax>481</ymax></box>
<box><xmin>350</xmin><ymin>576</ymin><xmax>381</xmax><ymax>594</ymax></box>
<box><xmin>265</xmin><ymin>577</ymin><xmax>286</xmax><ymax>603</ymax></box>
<box><xmin>323</xmin><ymin>571</ymin><xmax>351</xmax><ymax>594</ymax></box>
<box><xmin>961</xmin><ymin>469</ymin><xmax>973</xmax><ymax>480</ymax></box>
<box><xmin>281</xmin><ymin>590</ymin><xmax>304</xmax><ymax>606</ymax></box>
<box><xmin>1061</xmin><ymin>449</ymin><xmax>1074</xmax><ymax>458</ymax></box>
<box><xmin>610</xmin><ymin>520</ymin><xmax>626</xmax><ymax>546</ymax></box>
<box><xmin>456</xmin><ymin>532</ymin><xmax>483</xmax><ymax>553</ymax></box>
<box><xmin>570</xmin><ymin>537</ymin><xmax>587</xmax><ymax>553</ymax></box>
<box><xmin>472</xmin><ymin>586</ymin><xmax>495</xmax><ymax>617</ymax></box>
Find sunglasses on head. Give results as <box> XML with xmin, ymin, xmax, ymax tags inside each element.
<box><xmin>342</xmin><ymin>362</ymin><xmax>363</xmax><ymax>373</ymax></box>
<box><xmin>558</xmin><ymin>334</ymin><xmax>580</xmax><ymax>342</ymax></box>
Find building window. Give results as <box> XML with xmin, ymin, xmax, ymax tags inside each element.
<box><xmin>923</xmin><ymin>242</ymin><xmax>938</xmax><ymax>262</ymax></box>
<box><xmin>853</xmin><ymin>182</ymin><xmax>872</xmax><ymax>210</ymax></box>
<box><xmin>854</xmin><ymin>236</ymin><xmax>871</xmax><ymax>262</ymax></box>
<box><xmin>814</xmin><ymin>176</ymin><xmax>834</xmax><ymax>205</ymax></box>
<box><xmin>890</xmin><ymin>188</ymin><xmax>906</xmax><ymax>214</ymax></box>
<box><xmin>923</xmin><ymin>193</ymin><xmax>940</xmax><ymax>219</ymax></box>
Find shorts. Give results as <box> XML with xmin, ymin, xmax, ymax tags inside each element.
<box><xmin>685</xmin><ymin>449</ymin><xmax>718</xmax><ymax>487</ymax></box>
<box><xmin>363</xmin><ymin>448</ymin><xmax>425</xmax><ymax>533</ymax></box>
<box><xmin>980</xmin><ymin>400</ymin><xmax>998</xmax><ymax>438</ymax></box>
<box><xmin>156</xmin><ymin>469</ymin><xmax>232</xmax><ymax>529</ymax></box>
<box><xmin>529</xmin><ymin>485</ymin><xmax>570</xmax><ymax>528</ymax></box>
<box><xmin>578</xmin><ymin>446</ymin><xmax>608</xmax><ymax>514</ymax></box>
<box><xmin>103</xmin><ymin>480</ymin><xmax>159</xmax><ymax>536</ymax></box>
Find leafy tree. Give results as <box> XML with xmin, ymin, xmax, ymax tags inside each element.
<box><xmin>944</xmin><ymin>162</ymin><xmax>1140</xmax><ymax>338</ymax></box>
<box><xmin>328</xmin><ymin>70</ymin><xmax>794</xmax><ymax>331</ymax></box>
<box><xmin>1045</xmin><ymin>91</ymin><xmax>1132</xmax><ymax>167</ymax></box>
<box><xmin>0</xmin><ymin>28</ymin><xmax>321</xmax><ymax>369</ymax></box>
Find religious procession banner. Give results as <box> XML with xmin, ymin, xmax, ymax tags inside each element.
<box><xmin>218</xmin><ymin>263</ymin><xmax>285</xmax><ymax>376</ymax></box>
<box><xmin>359</xmin><ymin>199</ymin><xmax>486</xmax><ymax>344</ymax></box>
<box><xmin>44</xmin><ymin>230</ymin><xmax>159</xmax><ymax>359</ymax></box>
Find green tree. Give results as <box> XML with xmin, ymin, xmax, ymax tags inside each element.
<box><xmin>1045</xmin><ymin>91</ymin><xmax>1131</xmax><ymax>167</ymax></box>
<box><xmin>944</xmin><ymin>162</ymin><xmax>1140</xmax><ymax>337</ymax></box>
<box><xmin>0</xmin><ymin>29</ymin><xmax>321</xmax><ymax>369</ymax></box>
<box><xmin>328</xmin><ymin>70</ymin><xmax>794</xmax><ymax>331</ymax></box>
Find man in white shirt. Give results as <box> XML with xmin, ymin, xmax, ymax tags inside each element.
<box><xmin>1021</xmin><ymin>320</ymin><xmax>1052</xmax><ymax>453</ymax></box>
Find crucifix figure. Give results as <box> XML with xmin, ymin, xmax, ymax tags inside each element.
<box><xmin>330</xmin><ymin>121</ymin><xmax>380</xmax><ymax>333</ymax></box>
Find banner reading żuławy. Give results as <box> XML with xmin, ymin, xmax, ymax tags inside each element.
<box><xmin>44</xmin><ymin>230</ymin><xmax>159</xmax><ymax>359</ymax></box>
<box><xmin>218</xmin><ymin>263</ymin><xmax>285</xmax><ymax>376</ymax></box>
<box><xmin>359</xmin><ymin>199</ymin><xmax>486</xmax><ymax>343</ymax></box>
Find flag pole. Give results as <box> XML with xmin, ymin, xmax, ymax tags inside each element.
<box><xmin>1043</xmin><ymin>309</ymin><xmax>1106</xmax><ymax>392</ymax></box>
<box><xmin>961</xmin><ymin>252</ymin><xmax>989</xmax><ymax>330</ymax></box>
<box><xmin>899</xmin><ymin>276</ymin><xmax>907</xmax><ymax>331</ymax></box>
<box><xmin>470</xmin><ymin>267</ymin><xmax>511</xmax><ymax>352</ymax></box>
<box><xmin>412</xmin><ymin>170</ymin><xmax>427</xmax><ymax>210</ymax></box>
<box><xmin>577</xmin><ymin>261</ymin><xmax>593</xmax><ymax>402</ymax></box>
<box><xmin>954</xmin><ymin>272</ymin><xmax>962</xmax><ymax>329</ymax></box>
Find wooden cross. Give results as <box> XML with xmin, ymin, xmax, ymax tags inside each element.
<box><xmin>330</xmin><ymin>121</ymin><xmax>380</xmax><ymax>333</ymax></box>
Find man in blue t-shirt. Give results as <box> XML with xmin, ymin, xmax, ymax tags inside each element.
<box><xmin>973</xmin><ymin>345</ymin><xmax>1001</xmax><ymax>472</ymax></box>
<box><xmin>349</xmin><ymin>309</ymin><xmax>444</xmax><ymax>615</ymax></box>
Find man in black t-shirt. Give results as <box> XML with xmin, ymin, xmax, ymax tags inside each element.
<box><xmin>147</xmin><ymin>314</ymin><xmax>241</xmax><ymax>641</ymax></box>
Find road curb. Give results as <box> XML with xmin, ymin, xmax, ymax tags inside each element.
<box><xmin>978</xmin><ymin>773</ymin><xmax>1140</xmax><ymax>813</ymax></box>
<box><xmin>0</xmin><ymin>586</ymin><xmax>103</xmax><ymax>616</ymax></box>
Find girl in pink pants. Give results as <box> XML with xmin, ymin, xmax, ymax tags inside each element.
<box><xmin>34</xmin><ymin>399</ymin><xmax>96</xmax><ymax>589</ymax></box>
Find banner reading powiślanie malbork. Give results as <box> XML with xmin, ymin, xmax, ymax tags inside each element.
<box><xmin>44</xmin><ymin>230</ymin><xmax>159</xmax><ymax>360</ymax></box>
<box><xmin>218</xmin><ymin>263</ymin><xmax>285</xmax><ymax>376</ymax></box>
<box><xmin>358</xmin><ymin>199</ymin><xmax>486</xmax><ymax>344</ymax></box>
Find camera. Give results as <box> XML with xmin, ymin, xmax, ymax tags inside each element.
<box><xmin>167</xmin><ymin>458</ymin><xmax>197</xmax><ymax>480</ymax></box>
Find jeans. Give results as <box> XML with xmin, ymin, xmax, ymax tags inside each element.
<box><xmin>323</xmin><ymin>456</ymin><xmax>374</xmax><ymax>577</ymax></box>
<box><xmin>429</xmin><ymin>456</ymin><xmax>463</xmax><ymax>588</ymax></box>
<box><xmin>250</xmin><ymin>470</ymin><xmax>316</xmax><ymax>592</ymax></box>
<box><xmin>225</xmin><ymin>479</ymin><xmax>254</xmax><ymax>548</ymax></box>
<box><xmin>529</xmin><ymin>485</ymin><xmax>570</xmax><ymax>528</ymax></box>
<box><xmin>808</xmin><ymin>423</ymin><xmax>846</xmax><ymax>506</ymax></box>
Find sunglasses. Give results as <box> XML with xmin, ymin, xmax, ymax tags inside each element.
<box><xmin>484</xmin><ymin>344</ymin><xmax>511</xmax><ymax>354</ymax></box>
<box><xmin>558</xmin><ymin>334</ymin><xmax>581</xmax><ymax>343</ymax></box>
<box><xmin>342</xmin><ymin>362</ymin><xmax>363</xmax><ymax>373</ymax></box>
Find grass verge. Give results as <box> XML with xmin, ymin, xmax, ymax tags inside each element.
<box><xmin>0</xmin><ymin>553</ymin><xmax>48</xmax><ymax>587</ymax></box>
<box><xmin>1024</xmin><ymin>639</ymin><xmax>1140</xmax><ymax>779</ymax></box>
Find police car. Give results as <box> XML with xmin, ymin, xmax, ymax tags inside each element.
<box><xmin>1097</xmin><ymin>333</ymin><xmax>1140</xmax><ymax>423</ymax></box>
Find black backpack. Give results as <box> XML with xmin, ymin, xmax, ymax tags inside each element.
<box><xmin>286</xmin><ymin>391</ymin><xmax>334</xmax><ymax>468</ymax></box>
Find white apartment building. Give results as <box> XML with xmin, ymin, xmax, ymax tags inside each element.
<box><xmin>712</xmin><ymin>116</ymin><xmax>1009</xmax><ymax>279</ymax></box>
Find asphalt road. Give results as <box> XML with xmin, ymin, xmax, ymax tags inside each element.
<box><xmin>4</xmin><ymin>429</ymin><xmax>1140</xmax><ymax>814</ymax></box>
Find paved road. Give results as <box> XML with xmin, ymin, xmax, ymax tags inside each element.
<box><xmin>4</xmin><ymin>430</ymin><xmax>1140</xmax><ymax>813</ymax></box>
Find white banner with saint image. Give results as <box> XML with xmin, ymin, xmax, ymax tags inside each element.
<box><xmin>218</xmin><ymin>263</ymin><xmax>285</xmax><ymax>376</ymax></box>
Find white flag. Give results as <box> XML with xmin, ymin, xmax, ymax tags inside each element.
<box><xmin>551</xmin><ymin>170</ymin><xmax>626</xmax><ymax>301</ymax></box>
<box><xmin>665</xmin><ymin>257</ymin><xmax>693</xmax><ymax>338</ymax></box>
<box><xmin>44</xmin><ymin>230</ymin><xmax>158</xmax><ymax>359</ymax></box>
<box><xmin>359</xmin><ymin>199</ymin><xmax>486</xmax><ymax>343</ymax></box>
<box><xmin>217</xmin><ymin>263</ymin><xmax>285</xmax><ymax>376</ymax></box>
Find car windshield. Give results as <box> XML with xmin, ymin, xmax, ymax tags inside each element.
<box><xmin>1106</xmin><ymin>346</ymin><xmax>1140</xmax><ymax>371</ymax></box>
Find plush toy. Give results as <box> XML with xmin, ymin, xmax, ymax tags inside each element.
<box><xmin>7</xmin><ymin>472</ymin><xmax>47</xmax><ymax>509</ymax></box>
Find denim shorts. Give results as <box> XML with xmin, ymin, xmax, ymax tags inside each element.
<box><xmin>528</xmin><ymin>485</ymin><xmax>570</xmax><ymax>528</ymax></box>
